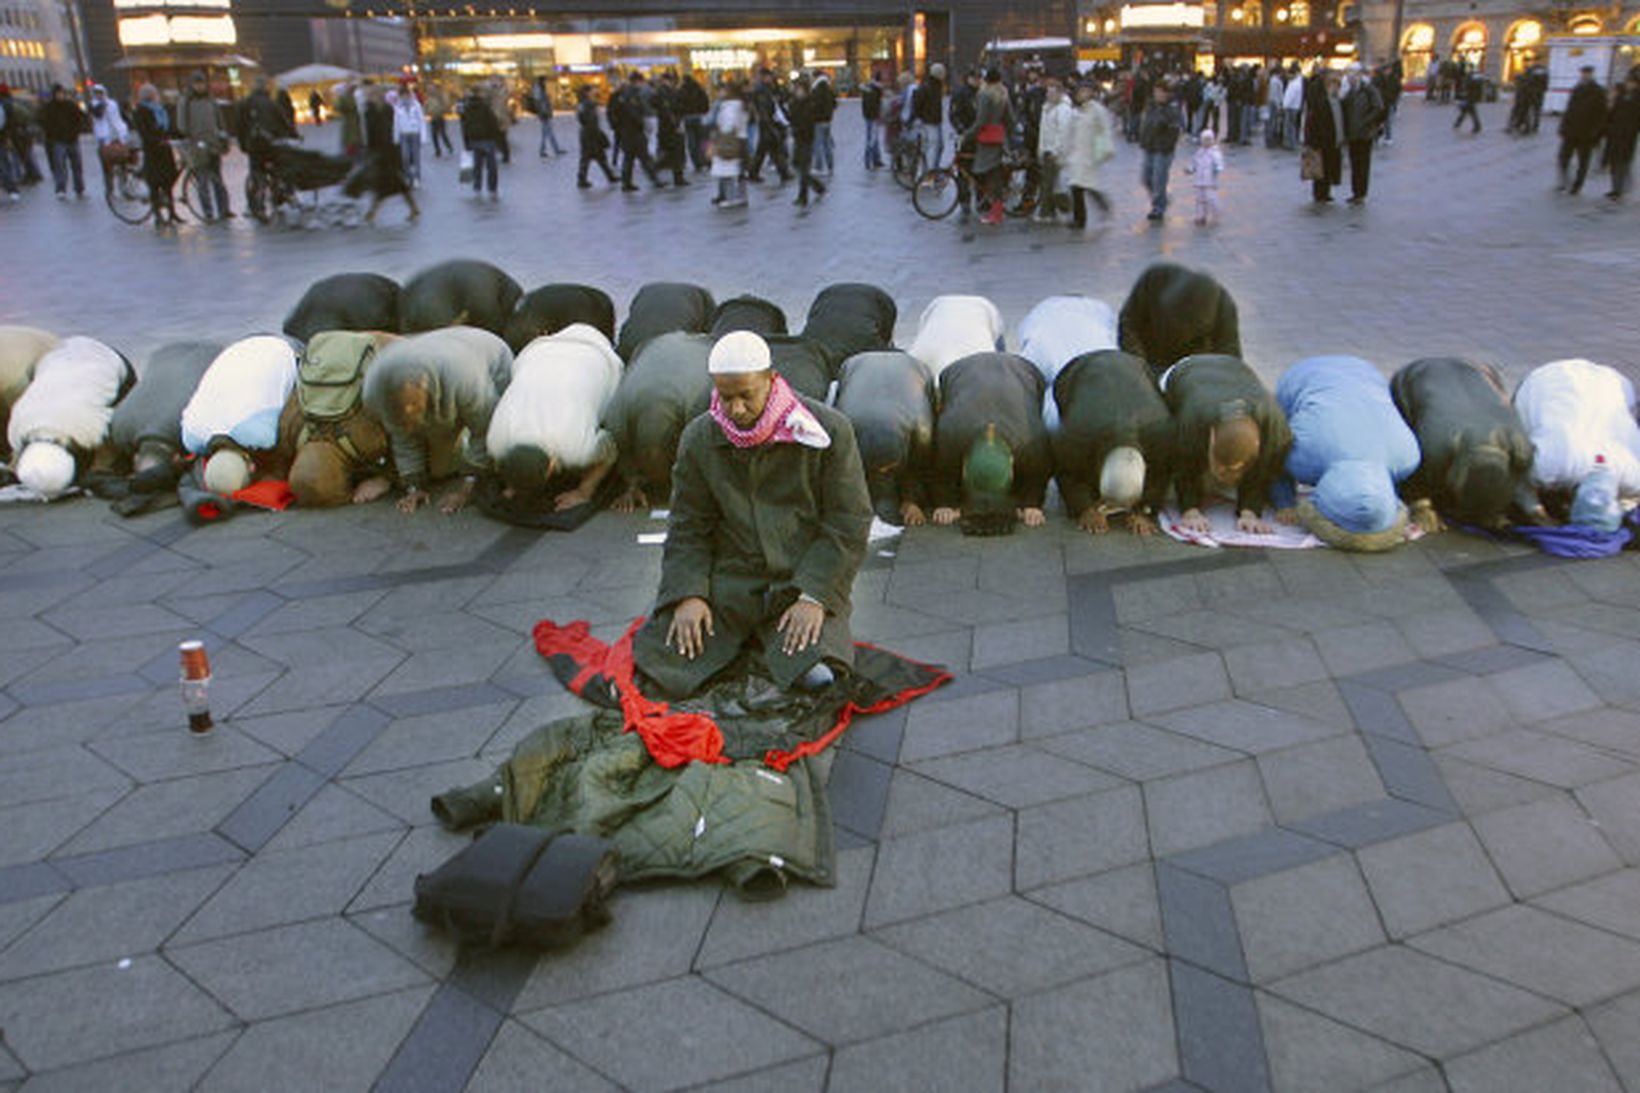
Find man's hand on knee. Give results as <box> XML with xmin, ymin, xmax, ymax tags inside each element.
<box><xmin>667</xmin><ymin>597</ymin><xmax>714</xmax><ymax>659</ymax></box>
<box><xmin>778</xmin><ymin>598</ymin><xmax>825</xmax><ymax>656</ymax></box>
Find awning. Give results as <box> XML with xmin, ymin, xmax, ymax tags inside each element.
<box><xmin>274</xmin><ymin>62</ymin><xmax>359</xmax><ymax>86</ymax></box>
<box><xmin>112</xmin><ymin>52</ymin><xmax>261</xmax><ymax>69</ymax></box>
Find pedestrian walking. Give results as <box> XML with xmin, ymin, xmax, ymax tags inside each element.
<box><xmin>177</xmin><ymin>72</ymin><xmax>231</xmax><ymax>218</ymax></box>
<box><xmin>1035</xmin><ymin>77</ymin><xmax>1072</xmax><ymax>222</ymax></box>
<box><xmin>133</xmin><ymin>84</ymin><xmax>179</xmax><ymax>227</ymax></box>
<box><xmin>678</xmin><ymin>74</ymin><xmax>710</xmax><ymax>170</ymax></box>
<box><xmin>391</xmin><ymin>81</ymin><xmax>425</xmax><ymax>187</ymax></box>
<box><xmin>1282</xmin><ymin>64</ymin><xmax>1304</xmax><ymax>150</ymax></box>
<box><xmin>1454</xmin><ymin>70</ymin><xmax>1484</xmax><ymax>134</ymax></box>
<box><xmin>86</xmin><ymin>84</ymin><xmax>129</xmax><ymax>196</ymax></box>
<box><xmin>574</xmin><ymin>85</ymin><xmax>616</xmax><ymax>188</ymax></box>
<box><xmin>861</xmin><ymin>70</ymin><xmax>885</xmax><ymax>169</ymax></box>
<box><xmin>654</xmin><ymin>72</ymin><xmax>690</xmax><ymax>186</ymax></box>
<box><xmin>1064</xmin><ymin>79</ymin><xmax>1115</xmax><ymax>228</ymax></box>
<box><xmin>0</xmin><ymin>89</ymin><xmax>19</xmax><ymax>201</ymax></box>
<box><xmin>788</xmin><ymin>76</ymin><xmax>827</xmax><ymax>207</ymax></box>
<box><xmin>746</xmin><ymin>68</ymin><xmax>792</xmax><ymax>183</ymax></box>
<box><xmin>459</xmin><ymin>82</ymin><xmax>503</xmax><ymax>198</ymax></box>
<box><xmin>308</xmin><ymin>88</ymin><xmax>325</xmax><ymax>123</ymax></box>
<box><xmin>487</xmin><ymin>76</ymin><xmax>513</xmax><ymax>164</ymax></box>
<box><xmin>1187</xmin><ymin>128</ymin><xmax>1224</xmax><ymax>225</ymax></box>
<box><xmin>710</xmin><ymin>80</ymin><xmax>749</xmax><ymax>208</ymax></box>
<box><xmin>357</xmin><ymin>84</ymin><xmax>419</xmax><ymax>223</ymax></box>
<box><xmin>1342</xmin><ymin>64</ymin><xmax>1385</xmax><ymax>203</ymax></box>
<box><xmin>913</xmin><ymin>63</ymin><xmax>947</xmax><ymax>173</ymax></box>
<box><xmin>1558</xmin><ymin>66</ymin><xmax>1608</xmax><ymax>194</ymax></box>
<box><xmin>613</xmin><ymin>72</ymin><xmax>665</xmax><ymax>191</ymax></box>
<box><xmin>1606</xmin><ymin>71</ymin><xmax>1640</xmax><ymax>200</ymax></box>
<box><xmin>962</xmin><ymin>67</ymin><xmax>1012</xmax><ymax>225</ymax></box>
<box><xmin>531</xmin><ymin>77</ymin><xmax>564</xmax><ymax>156</ymax></box>
<box><xmin>38</xmin><ymin>84</ymin><xmax>87</xmax><ymax>201</ymax></box>
<box><xmin>1138</xmin><ymin>81</ymin><xmax>1184</xmax><ymax>221</ymax></box>
<box><xmin>426</xmin><ymin>83</ymin><xmax>453</xmax><ymax>157</ymax></box>
<box><xmin>811</xmin><ymin>71</ymin><xmax>836</xmax><ymax>175</ymax></box>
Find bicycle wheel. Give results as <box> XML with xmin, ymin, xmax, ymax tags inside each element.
<box><xmin>179</xmin><ymin>169</ymin><xmax>208</xmax><ymax>222</ymax></box>
<box><xmin>245</xmin><ymin>168</ymin><xmax>271</xmax><ymax>224</ymax></box>
<box><xmin>912</xmin><ymin>167</ymin><xmax>960</xmax><ymax>220</ymax></box>
<box><xmin>105</xmin><ymin>162</ymin><xmax>152</xmax><ymax>224</ymax></box>
<box><xmin>892</xmin><ymin>140</ymin><xmax>922</xmax><ymax>190</ymax></box>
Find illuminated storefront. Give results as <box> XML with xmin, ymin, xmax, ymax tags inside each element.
<box><xmin>1502</xmin><ymin>18</ymin><xmax>1540</xmax><ymax>80</ymax></box>
<box><xmin>1400</xmin><ymin>21</ymin><xmax>1433</xmax><ymax>79</ymax></box>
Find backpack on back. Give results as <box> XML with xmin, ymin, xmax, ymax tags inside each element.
<box><xmin>297</xmin><ymin>330</ymin><xmax>377</xmax><ymax>426</ymax></box>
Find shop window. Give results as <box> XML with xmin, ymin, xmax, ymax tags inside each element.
<box><xmin>1452</xmin><ymin>23</ymin><xmax>1486</xmax><ymax>70</ymax></box>
<box><xmin>1401</xmin><ymin>23</ymin><xmax>1433</xmax><ymax>79</ymax></box>
<box><xmin>1229</xmin><ymin>1</ymin><xmax>1262</xmax><ymax>28</ymax></box>
<box><xmin>1504</xmin><ymin>19</ymin><xmax>1541</xmax><ymax>82</ymax></box>
<box><xmin>1288</xmin><ymin>1</ymin><xmax>1309</xmax><ymax>27</ymax></box>
<box><xmin>1567</xmin><ymin>14</ymin><xmax>1601</xmax><ymax>35</ymax></box>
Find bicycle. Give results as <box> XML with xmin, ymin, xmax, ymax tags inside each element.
<box><xmin>911</xmin><ymin>147</ymin><xmax>1039</xmax><ymax>221</ymax></box>
<box><xmin>105</xmin><ymin>141</ymin><xmax>213</xmax><ymax>225</ymax></box>
<box><xmin>891</xmin><ymin>130</ymin><xmax>924</xmax><ymax>191</ymax></box>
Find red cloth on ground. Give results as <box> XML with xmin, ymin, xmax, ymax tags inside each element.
<box><xmin>231</xmin><ymin>479</ymin><xmax>296</xmax><ymax>511</ymax></box>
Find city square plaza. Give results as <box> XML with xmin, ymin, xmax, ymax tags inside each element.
<box><xmin>1</xmin><ymin>99</ymin><xmax>1640</xmax><ymax>1091</ymax></box>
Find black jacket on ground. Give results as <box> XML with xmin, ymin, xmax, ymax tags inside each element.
<box><xmin>1163</xmin><ymin>354</ymin><xmax>1292</xmax><ymax>515</ymax></box>
<box><xmin>1053</xmin><ymin>349</ymin><xmax>1176</xmax><ymax>519</ymax></box>
<box><xmin>1118</xmin><ymin>262</ymin><xmax>1242</xmax><ymax>376</ymax></box>
<box><xmin>931</xmin><ymin>352</ymin><xmax>1052</xmax><ymax>510</ymax></box>
<box><xmin>1390</xmin><ymin>357</ymin><xmax>1536</xmax><ymax>526</ymax></box>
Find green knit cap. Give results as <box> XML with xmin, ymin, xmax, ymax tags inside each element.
<box><xmin>962</xmin><ymin>425</ymin><xmax>1015</xmax><ymax>511</ymax></box>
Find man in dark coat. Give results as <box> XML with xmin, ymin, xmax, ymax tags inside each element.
<box><xmin>746</xmin><ymin>68</ymin><xmax>793</xmax><ymax>183</ymax></box>
<box><xmin>284</xmin><ymin>273</ymin><xmax>400</xmax><ymax>342</ymax></box>
<box><xmin>574</xmin><ymin>85</ymin><xmax>616</xmax><ymax>188</ymax></box>
<box><xmin>930</xmin><ymin>352</ymin><xmax>1053</xmax><ymax>535</ymax></box>
<box><xmin>1118</xmin><ymin>262</ymin><xmax>1242</xmax><ymax>377</ymax></box>
<box><xmin>107</xmin><ymin>341</ymin><xmax>221</xmax><ymax>487</ymax></box>
<box><xmin>1607</xmin><ymin>71</ymin><xmax>1640</xmax><ymax>199</ymax></box>
<box><xmin>1303</xmin><ymin>69</ymin><xmax>1345</xmax><ymax>202</ymax></box>
<box><xmin>614</xmin><ymin>72</ymin><xmax>664</xmax><ymax>191</ymax></box>
<box><xmin>505</xmin><ymin>283</ymin><xmax>617</xmax><ymax>352</ymax></box>
<box><xmin>458</xmin><ymin>83</ymin><xmax>504</xmax><ymax>197</ymax></box>
<box><xmin>834</xmin><ymin>350</ymin><xmax>936</xmax><ymax>526</ymax></box>
<box><xmin>633</xmin><ymin>331</ymin><xmax>871</xmax><ymax>697</ymax></box>
<box><xmin>38</xmin><ymin>85</ymin><xmax>86</xmax><ymax>199</ymax></box>
<box><xmin>1163</xmin><ymin>354</ymin><xmax>1293</xmax><ymax>534</ymax></box>
<box><xmin>1341</xmin><ymin>64</ymin><xmax>1385</xmax><ymax>203</ymax></box>
<box><xmin>677</xmin><ymin>74</ymin><xmax>711</xmax><ymax>170</ymax></box>
<box><xmin>603</xmin><ymin>331</ymin><xmax>713</xmax><ymax>512</ymax></box>
<box><xmin>1390</xmin><ymin>357</ymin><xmax>1537</xmax><ymax>531</ymax></box>
<box><xmin>1559</xmin><ymin>66</ymin><xmax>1609</xmax><ymax>194</ymax></box>
<box><xmin>1454</xmin><ymin>68</ymin><xmax>1484</xmax><ymax>134</ymax></box>
<box><xmin>1053</xmin><ymin>349</ymin><xmax>1175</xmax><ymax>535</ymax></box>
<box><xmin>399</xmin><ymin>259</ymin><xmax>522</xmax><ymax>337</ymax></box>
<box><xmin>617</xmin><ymin>282</ymin><xmax>715</xmax><ymax>360</ymax></box>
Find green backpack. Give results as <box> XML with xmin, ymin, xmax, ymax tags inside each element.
<box><xmin>297</xmin><ymin>331</ymin><xmax>377</xmax><ymax>426</ymax></box>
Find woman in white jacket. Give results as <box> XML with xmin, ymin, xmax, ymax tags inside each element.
<box><xmin>1035</xmin><ymin>79</ymin><xmax>1075</xmax><ymax>222</ymax></box>
<box><xmin>390</xmin><ymin>85</ymin><xmax>427</xmax><ymax>187</ymax></box>
<box><xmin>1061</xmin><ymin>81</ymin><xmax>1115</xmax><ymax>229</ymax></box>
<box><xmin>710</xmin><ymin>81</ymin><xmax>750</xmax><ymax>209</ymax></box>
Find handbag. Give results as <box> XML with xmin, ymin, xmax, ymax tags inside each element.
<box><xmin>1300</xmin><ymin>147</ymin><xmax>1323</xmax><ymax>181</ymax></box>
<box><xmin>976</xmin><ymin>123</ymin><xmax>1006</xmax><ymax>145</ymax></box>
<box><xmin>458</xmin><ymin>149</ymin><xmax>475</xmax><ymax>184</ymax></box>
<box><xmin>412</xmin><ymin>824</ymin><xmax>619</xmax><ymax>950</ymax></box>
<box><xmin>712</xmin><ymin>131</ymin><xmax>745</xmax><ymax>160</ymax></box>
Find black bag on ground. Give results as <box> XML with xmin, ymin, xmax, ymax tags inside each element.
<box><xmin>412</xmin><ymin>823</ymin><xmax>619</xmax><ymax>949</ymax></box>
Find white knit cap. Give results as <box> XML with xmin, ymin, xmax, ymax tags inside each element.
<box><xmin>203</xmin><ymin>449</ymin><xmax>251</xmax><ymax>494</ymax></box>
<box><xmin>15</xmin><ymin>441</ymin><xmax>75</xmax><ymax>497</ymax></box>
<box><xmin>1099</xmin><ymin>446</ymin><xmax>1146</xmax><ymax>508</ymax></box>
<box><xmin>708</xmin><ymin>330</ymin><xmax>772</xmax><ymax>375</ymax></box>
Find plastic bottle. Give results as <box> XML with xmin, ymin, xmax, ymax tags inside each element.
<box><xmin>1570</xmin><ymin>454</ymin><xmax>1622</xmax><ymax>532</ymax></box>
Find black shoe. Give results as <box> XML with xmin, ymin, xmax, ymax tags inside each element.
<box><xmin>745</xmin><ymin>174</ymin><xmax>764</xmax><ymax>183</ymax></box>
<box><xmin>794</xmin><ymin>196</ymin><xmax>808</xmax><ymax>207</ymax></box>
<box><xmin>621</xmin><ymin>184</ymin><xmax>639</xmax><ymax>192</ymax></box>
<box><xmin>1347</xmin><ymin>195</ymin><xmax>1365</xmax><ymax>205</ymax></box>
<box><xmin>577</xmin><ymin>179</ymin><xmax>592</xmax><ymax>188</ymax></box>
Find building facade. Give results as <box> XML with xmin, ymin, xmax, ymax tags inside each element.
<box><xmin>2</xmin><ymin>0</ymin><xmax>81</xmax><ymax>93</ymax></box>
<box><xmin>1370</xmin><ymin>0</ymin><xmax>1640</xmax><ymax>84</ymax></box>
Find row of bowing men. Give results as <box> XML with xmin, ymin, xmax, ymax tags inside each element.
<box><xmin>2</xmin><ymin>260</ymin><xmax>1636</xmax><ymax>549</ymax></box>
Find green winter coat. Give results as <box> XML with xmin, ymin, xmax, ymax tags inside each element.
<box><xmin>633</xmin><ymin>396</ymin><xmax>872</xmax><ymax>696</ymax></box>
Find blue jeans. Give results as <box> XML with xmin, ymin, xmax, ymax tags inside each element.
<box><xmin>813</xmin><ymin>121</ymin><xmax>833</xmax><ymax>173</ymax></box>
<box><xmin>399</xmin><ymin>133</ymin><xmax>421</xmax><ymax>185</ymax></box>
<box><xmin>1142</xmin><ymin>150</ymin><xmax>1173</xmax><ymax>215</ymax></box>
<box><xmin>48</xmin><ymin>140</ymin><xmax>84</xmax><ymax>195</ymax></box>
<box><xmin>539</xmin><ymin>116</ymin><xmax>563</xmax><ymax>155</ymax></box>
<box><xmin>918</xmin><ymin>121</ymin><xmax>943</xmax><ymax>171</ymax></box>
<box><xmin>468</xmin><ymin>140</ymin><xmax>497</xmax><ymax>193</ymax></box>
<box><xmin>194</xmin><ymin>155</ymin><xmax>229</xmax><ymax>217</ymax></box>
<box><xmin>0</xmin><ymin>144</ymin><xmax>18</xmax><ymax>194</ymax></box>
<box><xmin>863</xmin><ymin>119</ymin><xmax>882</xmax><ymax>168</ymax></box>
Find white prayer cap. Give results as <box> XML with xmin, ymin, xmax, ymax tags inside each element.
<box><xmin>15</xmin><ymin>441</ymin><xmax>75</xmax><ymax>497</ymax></box>
<box><xmin>1099</xmin><ymin>446</ymin><xmax>1146</xmax><ymax>508</ymax></box>
<box><xmin>708</xmin><ymin>330</ymin><xmax>772</xmax><ymax>376</ymax></box>
<box><xmin>203</xmin><ymin>449</ymin><xmax>251</xmax><ymax>494</ymax></box>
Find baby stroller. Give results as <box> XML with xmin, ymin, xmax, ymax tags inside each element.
<box><xmin>245</xmin><ymin>140</ymin><xmax>359</xmax><ymax>228</ymax></box>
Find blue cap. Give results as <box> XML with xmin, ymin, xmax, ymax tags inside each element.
<box><xmin>1313</xmin><ymin>461</ymin><xmax>1399</xmax><ymax>533</ymax></box>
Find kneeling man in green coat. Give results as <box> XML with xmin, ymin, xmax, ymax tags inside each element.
<box><xmin>634</xmin><ymin>331</ymin><xmax>873</xmax><ymax>698</ymax></box>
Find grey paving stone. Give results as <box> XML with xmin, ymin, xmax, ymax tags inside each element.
<box><xmin>342</xmin><ymin>757</ymin><xmax>496</xmax><ymax>827</ymax></box>
<box><xmin>875</xmin><ymin>770</ymin><xmax>1007</xmax><ymax>839</ymax></box>
<box><xmin>1222</xmin><ymin>636</ymin><xmax>1331</xmax><ymax>695</ymax></box>
<box><xmin>970</xmin><ymin>614</ymin><xmax>1070</xmax><ymax>670</ymax></box>
<box><xmin>526</xmin><ymin>976</ymin><xmax>820</xmax><ymax>1090</ymax></box>
<box><xmin>911</xmin><ymin>744</ymin><xmax>1123</xmax><ymax>809</ymax></box>
<box><xmin>1472</xmin><ymin>795</ymin><xmax>1625</xmax><ymax>899</ymax></box>
<box><xmin>1257</xmin><ymin>993</ymin><xmax>1429</xmax><ymax>1093</ymax></box>
<box><xmin>1311</xmin><ymin>622</ymin><xmax>1419</xmax><ymax>678</ymax></box>
<box><xmin>1036</xmin><ymin>721</ymin><xmax>1238</xmax><ymax>781</ymax></box>
<box><xmin>1442</xmin><ymin>728</ymin><xmax>1635</xmax><ymax>789</ymax></box>
<box><xmin>349</xmin><ymin>903</ymin><xmax>461</xmax><ymax>981</ymax></box>
<box><xmin>828</xmin><ymin>1006</ymin><xmax>1006</xmax><ymax>1093</ymax></box>
<box><xmin>87</xmin><ymin>726</ymin><xmax>283</xmax><ymax>782</ymax></box>
<box><xmin>0</xmin><ymin>955</ymin><xmax>235</xmax><ymax>1072</ymax></box>
<box><xmin>0</xmin><ymin>865</ymin><xmax>231</xmax><ymax>982</ymax></box>
<box><xmin>213</xmin><ymin>761</ymin><xmax>328</xmax><ymax>853</ymax></box>
<box><xmin>1435</xmin><ymin>753</ymin><xmax>1562</xmax><ymax>816</ymax></box>
<box><xmin>51</xmin><ymin>765</ymin><xmax>277</xmax><ymax>857</ymax></box>
<box><xmin>1164</xmin><ymin>827</ymin><xmax>1336</xmax><ymax>888</ymax></box>
<box><xmin>1120</xmin><ymin>627</ymin><xmax>1211</xmax><ymax>667</ymax></box>
<box><xmin>0</xmin><ymin>745</ymin><xmax>130</xmax><ymax>810</ymax></box>
<box><xmin>1257</xmin><ymin>735</ymin><xmax>1387</xmax><ymax>825</ymax></box>
<box><xmin>49</xmin><ymin>831</ymin><xmax>245</xmax><ymax>888</ymax></box>
<box><xmin>10</xmin><ymin>1031</ymin><xmax>236</xmax><ymax>1093</ymax></box>
<box><xmin>1561</xmin><ymin>641</ymin><xmax>1640</xmax><ymax>708</ymax></box>
<box><xmin>1433</xmin><ymin>643</ymin><xmax>1553</xmax><ymax>677</ymax></box>
<box><xmin>348</xmin><ymin>824</ymin><xmax>469</xmax><ymax>913</ymax></box>
<box><xmin>704</xmin><ymin>936</ymin><xmax>991</xmax><ymax>1045</ymax></box>
<box><xmin>1395</xmin><ymin>608</ymin><xmax>1497</xmax><ymax>658</ymax></box>
<box><xmin>1145</xmin><ymin>761</ymin><xmax>1273</xmax><ymax>857</ymax></box>
<box><xmin>462</xmin><ymin>1020</ymin><xmax>622</xmax><ymax>1093</ymax></box>
<box><xmin>169</xmin><ymin>918</ymin><xmax>429</xmax><ymax>1021</ymax></box>
<box><xmin>1025</xmin><ymin>862</ymin><xmax>1164</xmax><ymax>950</ymax></box>
<box><xmin>197</xmin><ymin>986</ymin><xmax>433</xmax><ymax>1093</ymax></box>
<box><xmin>1230</xmin><ymin>854</ymin><xmax>1387</xmax><ymax>983</ymax></box>
<box><xmin>1533</xmin><ymin>707</ymin><xmax>1640</xmax><ymax>760</ymax></box>
<box><xmin>1154</xmin><ymin>863</ymin><xmax>1246</xmax><ymax>982</ymax></box>
<box><xmin>342</xmin><ymin>701</ymin><xmax>513</xmax><ymax>778</ymax></box>
<box><xmin>1409</xmin><ymin>903</ymin><xmax>1640</xmax><ymax>1008</ymax></box>
<box><xmin>695</xmin><ymin>848</ymin><xmax>873</xmax><ymax>969</ymax></box>
<box><xmin>1395</xmin><ymin>675</ymin><xmax>1518</xmax><ymax>748</ymax></box>
<box><xmin>863</xmin><ymin>812</ymin><xmax>1014</xmax><ymax>929</ymax></box>
<box><xmin>0</xmin><ymin>693</ymin><xmax>144</xmax><ymax>756</ymax></box>
<box><xmin>836</xmin><ymin>705</ymin><xmax>907</xmax><ymax>764</ymax></box>
<box><xmin>261</xmin><ymin>783</ymin><xmax>406</xmax><ymax>852</ymax></box>
<box><xmin>1288</xmin><ymin>798</ymin><xmax>1450</xmax><ymax>851</ymax></box>
<box><xmin>1014</xmin><ymin>784</ymin><xmax>1150</xmax><ymax>890</ymax></box>
<box><xmin>1578</xmin><ymin>773</ymin><xmax>1640</xmax><ymax>866</ymax></box>
<box><xmin>171</xmin><ymin>830</ymin><xmax>401</xmax><ymax>945</ymax></box>
<box><xmin>511</xmin><ymin>883</ymin><xmax>719</xmax><ymax>1010</ymax></box>
<box><xmin>1170</xmin><ymin>960</ymin><xmax>1271</xmax><ymax>1093</ymax></box>
<box><xmin>682</xmin><ymin>1054</ymin><xmax>831</xmax><ymax>1092</ymax></box>
<box><xmin>1126</xmin><ymin>653</ymin><xmax>1232</xmax><ymax>717</ymax></box>
<box><xmin>1445</xmin><ymin>1016</ymin><xmax>1623</xmax><ymax>1093</ymax></box>
<box><xmin>874</xmin><ymin>895</ymin><xmax>1147</xmax><ymax>997</ymax></box>
<box><xmin>1356</xmin><ymin>821</ymin><xmax>1512</xmax><ymax>939</ymax></box>
<box><xmin>1335</xmin><ymin>679</ymin><xmax>1420</xmax><ymax>745</ymax></box>
<box><xmin>827</xmin><ymin>748</ymin><xmax>894</xmax><ymax>841</ymax></box>
<box><xmin>1535</xmin><ymin>868</ymin><xmax>1640</xmax><ymax>942</ymax></box>
<box><xmin>1017</xmin><ymin>667</ymin><xmax>1129</xmax><ymax>738</ymax></box>
<box><xmin>1357</xmin><ymin>733</ymin><xmax>1457</xmax><ymax>814</ymax></box>
<box><xmin>1150</xmin><ymin>699</ymin><xmax>1342</xmax><ymax>755</ymax></box>
<box><xmin>1009</xmin><ymin>959</ymin><xmax>1178</xmax><ymax>1091</ymax></box>
<box><xmin>0</xmin><ymin>892</ymin><xmax>61</xmax><ymax>952</ymax></box>
<box><xmin>1586</xmin><ymin>990</ymin><xmax>1640</xmax><ymax>1092</ymax></box>
<box><xmin>1270</xmin><ymin>945</ymin><xmax>1567</xmax><ymax>1058</ymax></box>
<box><xmin>898</xmin><ymin>686</ymin><xmax>1018</xmax><ymax>763</ymax></box>
<box><xmin>1487</xmin><ymin>659</ymin><xmax>1604</xmax><ymax>724</ymax></box>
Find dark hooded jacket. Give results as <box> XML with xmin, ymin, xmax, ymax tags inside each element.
<box><xmin>931</xmin><ymin>352</ymin><xmax>1052</xmax><ymax>511</ymax></box>
<box><xmin>1390</xmin><ymin>357</ymin><xmax>1536</xmax><ymax>526</ymax></box>
<box><xmin>1118</xmin><ymin>262</ymin><xmax>1242</xmax><ymax>376</ymax></box>
<box><xmin>399</xmin><ymin>260</ymin><xmax>522</xmax><ymax>337</ymax></box>
<box><xmin>283</xmin><ymin>273</ymin><xmax>400</xmax><ymax>342</ymax></box>
<box><xmin>617</xmin><ymin>282</ymin><xmax>715</xmax><ymax>361</ymax></box>
<box><xmin>1163</xmin><ymin>353</ymin><xmax>1292</xmax><ymax>515</ymax></box>
<box><xmin>1053</xmin><ymin>349</ymin><xmax>1176</xmax><ymax>518</ymax></box>
<box><xmin>504</xmin><ymin>283</ymin><xmax>617</xmax><ymax>353</ymax></box>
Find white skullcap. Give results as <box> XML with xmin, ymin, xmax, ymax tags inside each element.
<box><xmin>1099</xmin><ymin>446</ymin><xmax>1146</xmax><ymax>508</ymax></box>
<box><xmin>15</xmin><ymin>441</ymin><xmax>75</xmax><ymax>497</ymax></box>
<box><xmin>708</xmin><ymin>330</ymin><xmax>772</xmax><ymax>375</ymax></box>
<box><xmin>203</xmin><ymin>449</ymin><xmax>251</xmax><ymax>495</ymax></box>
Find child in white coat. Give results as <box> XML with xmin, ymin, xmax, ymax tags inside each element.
<box><xmin>1188</xmin><ymin>128</ymin><xmax>1225</xmax><ymax>226</ymax></box>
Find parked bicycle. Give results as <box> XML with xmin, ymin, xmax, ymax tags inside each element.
<box><xmin>104</xmin><ymin>141</ymin><xmax>214</xmax><ymax>225</ymax></box>
<box><xmin>891</xmin><ymin>130</ymin><xmax>925</xmax><ymax>191</ymax></box>
<box><xmin>911</xmin><ymin>147</ymin><xmax>1039</xmax><ymax>221</ymax></box>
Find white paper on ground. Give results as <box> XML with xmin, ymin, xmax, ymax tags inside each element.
<box><xmin>1159</xmin><ymin>503</ymin><xmax>1324</xmax><ymax>549</ymax></box>
<box><xmin>638</xmin><ymin>532</ymin><xmax>668</xmax><ymax>545</ymax></box>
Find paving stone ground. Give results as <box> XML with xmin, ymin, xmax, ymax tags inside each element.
<box><xmin>2</xmin><ymin>102</ymin><xmax>1639</xmax><ymax>1092</ymax></box>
